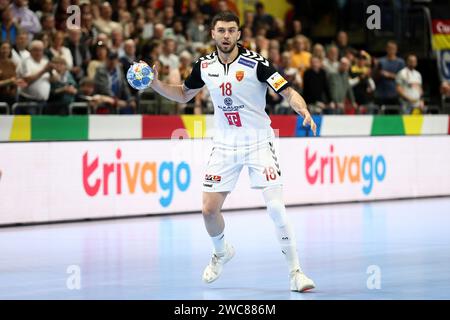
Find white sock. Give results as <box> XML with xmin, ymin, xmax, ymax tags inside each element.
<box><xmin>263</xmin><ymin>186</ymin><xmax>302</xmax><ymax>274</ymax></box>
<box><xmin>275</xmin><ymin>222</ymin><xmax>302</xmax><ymax>273</ymax></box>
<box><xmin>211</xmin><ymin>231</ymin><xmax>225</xmax><ymax>255</ymax></box>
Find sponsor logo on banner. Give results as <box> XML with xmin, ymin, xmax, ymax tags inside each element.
<box><xmin>267</xmin><ymin>72</ymin><xmax>287</xmax><ymax>91</ymax></box>
<box><xmin>82</xmin><ymin>148</ymin><xmax>191</xmax><ymax>207</ymax></box>
<box><xmin>205</xmin><ymin>174</ymin><xmax>221</xmax><ymax>183</ymax></box>
<box><xmin>304</xmin><ymin>145</ymin><xmax>386</xmax><ymax>195</ymax></box>
<box><xmin>235</xmin><ymin>70</ymin><xmax>244</xmax><ymax>81</ymax></box>
<box><xmin>224</xmin><ymin>112</ymin><xmax>242</xmax><ymax>127</ymax></box>
<box><xmin>238</xmin><ymin>57</ymin><xmax>256</xmax><ymax>68</ymax></box>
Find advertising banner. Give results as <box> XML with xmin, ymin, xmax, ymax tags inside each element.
<box><xmin>1</xmin><ymin>136</ymin><xmax>449</xmax><ymax>225</ymax></box>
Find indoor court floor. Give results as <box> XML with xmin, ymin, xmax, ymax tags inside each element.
<box><xmin>1</xmin><ymin>197</ymin><xmax>449</xmax><ymax>300</ymax></box>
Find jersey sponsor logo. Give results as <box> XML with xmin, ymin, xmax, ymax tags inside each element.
<box><xmin>224</xmin><ymin>97</ymin><xmax>233</xmax><ymax>107</ymax></box>
<box><xmin>205</xmin><ymin>174</ymin><xmax>222</xmax><ymax>183</ymax></box>
<box><xmin>202</xmin><ymin>62</ymin><xmax>208</xmax><ymax>68</ymax></box>
<box><xmin>208</xmin><ymin>73</ymin><xmax>219</xmax><ymax>77</ymax></box>
<box><xmin>235</xmin><ymin>70</ymin><xmax>244</xmax><ymax>81</ymax></box>
<box><xmin>218</xmin><ymin>104</ymin><xmax>244</xmax><ymax>111</ymax></box>
<box><xmin>238</xmin><ymin>57</ymin><xmax>256</xmax><ymax>68</ymax></box>
<box><xmin>268</xmin><ymin>72</ymin><xmax>288</xmax><ymax>91</ymax></box>
<box><xmin>224</xmin><ymin>112</ymin><xmax>242</xmax><ymax>127</ymax></box>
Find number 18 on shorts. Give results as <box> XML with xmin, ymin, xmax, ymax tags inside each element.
<box><xmin>202</xmin><ymin>141</ymin><xmax>283</xmax><ymax>192</ymax></box>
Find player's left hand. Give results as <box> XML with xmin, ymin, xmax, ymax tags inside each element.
<box><xmin>303</xmin><ymin>113</ymin><xmax>317</xmax><ymax>136</ymax></box>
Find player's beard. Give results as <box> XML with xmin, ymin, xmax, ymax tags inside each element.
<box><xmin>217</xmin><ymin>41</ymin><xmax>236</xmax><ymax>54</ymax></box>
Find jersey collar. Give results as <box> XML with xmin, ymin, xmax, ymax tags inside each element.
<box><xmin>216</xmin><ymin>44</ymin><xmax>245</xmax><ymax>66</ymax></box>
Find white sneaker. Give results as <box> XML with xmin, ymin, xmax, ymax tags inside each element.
<box><xmin>290</xmin><ymin>269</ymin><xmax>315</xmax><ymax>292</ymax></box>
<box><xmin>202</xmin><ymin>243</ymin><xmax>235</xmax><ymax>283</ymax></box>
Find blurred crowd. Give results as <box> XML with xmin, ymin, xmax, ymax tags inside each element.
<box><xmin>0</xmin><ymin>0</ymin><xmax>448</xmax><ymax>115</ymax></box>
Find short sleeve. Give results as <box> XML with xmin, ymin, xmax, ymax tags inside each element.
<box><xmin>257</xmin><ymin>60</ymin><xmax>290</xmax><ymax>93</ymax></box>
<box><xmin>184</xmin><ymin>60</ymin><xmax>205</xmax><ymax>90</ymax></box>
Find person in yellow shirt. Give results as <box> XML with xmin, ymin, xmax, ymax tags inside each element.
<box><xmin>290</xmin><ymin>35</ymin><xmax>311</xmax><ymax>77</ymax></box>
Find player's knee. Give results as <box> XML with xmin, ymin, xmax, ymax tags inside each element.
<box><xmin>202</xmin><ymin>202</ymin><xmax>220</xmax><ymax>218</ymax></box>
<box><xmin>266</xmin><ymin>199</ymin><xmax>287</xmax><ymax>228</ymax></box>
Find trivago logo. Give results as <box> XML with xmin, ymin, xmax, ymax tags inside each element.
<box><xmin>82</xmin><ymin>149</ymin><xmax>191</xmax><ymax>207</ymax></box>
<box><xmin>305</xmin><ymin>145</ymin><xmax>386</xmax><ymax>195</ymax></box>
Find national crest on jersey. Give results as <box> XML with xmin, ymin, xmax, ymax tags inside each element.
<box><xmin>184</xmin><ymin>45</ymin><xmax>290</xmax><ymax>147</ymax></box>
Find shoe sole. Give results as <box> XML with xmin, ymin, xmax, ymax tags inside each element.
<box><xmin>291</xmin><ymin>284</ymin><xmax>315</xmax><ymax>292</ymax></box>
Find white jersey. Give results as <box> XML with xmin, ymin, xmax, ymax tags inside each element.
<box><xmin>184</xmin><ymin>45</ymin><xmax>290</xmax><ymax>148</ymax></box>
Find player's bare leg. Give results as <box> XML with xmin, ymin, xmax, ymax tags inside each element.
<box><xmin>202</xmin><ymin>191</ymin><xmax>235</xmax><ymax>283</ymax></box>
<box><xmin>262</xmin><ymin>186</ymin><xmax>315</xmax><ymax>292</ymax></box>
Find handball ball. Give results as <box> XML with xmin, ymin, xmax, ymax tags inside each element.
<box><xmin>126</xmin><ymin>62</ymin><xmax>154</xmax><ymax>90</ymax></box>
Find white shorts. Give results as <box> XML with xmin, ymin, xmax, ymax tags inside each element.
<box><xmin>202</xmin><ymin>140</ymin><xmax>283</xmax><ymax>193</ymax></box>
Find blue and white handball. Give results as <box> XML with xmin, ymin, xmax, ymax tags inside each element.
<box><xmin>126</xmin><ymin>62</ymin><xmax>154</xmax><ymax>90</ymax></box>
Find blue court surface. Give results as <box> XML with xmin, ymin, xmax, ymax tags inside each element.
<box><xmin>0</xmin><ymin>197</ymin><xmax>449</xmax><ymax>300</ymax></box>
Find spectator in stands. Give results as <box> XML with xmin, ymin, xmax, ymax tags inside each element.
<box><xmin>396</xmin><ymin>53</ymin><xmax>424</xmax><ymax>114</ymax></box>
<box><xmin>38</xmin><ymin>13</ymin><xmax>56</xmax><ymax>40</ymax></box>
<box><xmin>256</xmin><ymin>35</ymin><xmax>269</xmax><ymax>58</ymax></box>
<box><xmin>303</xmin><ymin>56</ymin><xmax>330</xmax><ymax>114</ymax></box>
<box><xmin>160</xmin><ymin>5</ymin><xmax>175</xmax><ymax>29</ymax></box>
<box><xmin>1</xmin><ymin>5</ymin><xmax>22</xmax><ymax>46</ymax></box>
<box><xmin>286</xmin><ymin>19</ymin><xmax>302</xmax><ymax>40</ymax></box>
<box><xmin>290</xmin><ymin>35</ymin><xmax>311</xmax><ymax>76</ymax></box>
<box><xmin>374</xmin><ymin>40</ymin><xmax>405</xmax><ymax>106</ymax></box>
<box><xmin>81</xmin><ymin>12</ymin><xmax>98</xmax><ymax>48</ymax></box>
<box><xmin>11</xmin><ymin>0</ymin><xmax>41</xmax><ymax>36</ymax></box>
<box><xmin>328</xmin><ymin>57</ymin><xmax>356</xmax><ymax>114</ymax></box>
<box><xmin>172</xmin><ymin>19</ymin><xmax>187</xmax><ymax>54</ymax></box>
<box><xmin>47</xmin><ymin>57</ymin><xmax>77</xmax><ymax>115</ymax></box>
<box><xmin>159</xmin><ymin>36</ymin><xmax>179</xmax><ymax>70</ymax></box>
<box><xmin>48</xmin><ymin>31</ymin><xmax>73</xmax><ymax>70</ymax></box>
<box><xmin>94</xmin><ymin>51</ymin><xmax>135</xmax><ymax>114</ymax></box>
<box><xmin>0</xmin><ymin>41</ymin><xmax>24</xmax><ymax>107</ymax></box>
<box><xmin>312</xmin><ymin>43</ymin><xmax>326</xmax><ymax>63</ymax></box>
<box><xmin>253</xmin><ymin>2</ymin><xmax>274</xmax><ymax>33</ymax></box>
<box><xmin>66</xmin><ymin>28</ymin><xmax>91</xmax><ymax>82</ymax></box>
<box><xmin>119</xmin><ymin>39</ymin><xmax>136</xmax><ymax>77</ymax></box>
<box><xmin>53</xmin><ymin>0</ymin><xmax>70</xmax><ymax>31</ymax></box>
<box><xmin>323</xmin><ymin>44</ymin><xmax>339</xmax><ymax>74</ymax></box>
<box><xmin>94</xmin><ymin>2</ymin><xmax>122</xmax><ymax>36</ymax></box>
<box><xmin>11</xmin><ymin>29</ymin><xmax>30</xmax><ymax>66</ymax></box>
<box><xmin>87</xmin><ymin>40</ymin><xmax>108</xmax><ymax>79</ymax></box>
<box><xmin>350</xmin><ymin>51</ymin><xmax>376</xmax><ymax>113</ymax></box>
<box><xmin>35</xmin><ymin>0</ymin><xmax>54</xmax><ymax>20</ymax></box>
<box><xmin>178</xmin><ymin>50</ymin><xmax>193</xmax><ymax>82</ymax></box>
<box><xmin>75</xmin><ymin>77</ymin><xmax>116</xmax><ymax>114</ymax></box>
<box><xmin>16</xmin><ymin>40</ymin><xmax>53</xmax><ymax>113</ymax></box>
<box><xmin>111</xmin><ymin>28</ymin><xmax>125</xmax><ymax>57</ymax></box>
<box><xmin>240</xmin><ymin>27</ymin><xmax>256</xmax><ymax>51</ymax></box>
<box><xmin>335</xmin><ymin>31</ymin><xmax>352</xmax><ymax>59</ymax></box>
<box><xmin>141</xmin><ymin>7</ymin><xmax>155</xmax><ymax>40</ymax></box>
<box><xmin>152</xmin><ymin>23</ymin><xmax>167</xmax><ymax>42</ymax></box>
<box><xmin>186</xmin><ymin>12</ymin><xmax>209</xmax><ymax>48</ymax></box>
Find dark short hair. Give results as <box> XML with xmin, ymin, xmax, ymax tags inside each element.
<box><xmin>211</xmin><ymin>11</ymin><xmax>240</xmax><ymax>29</ymax></box>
